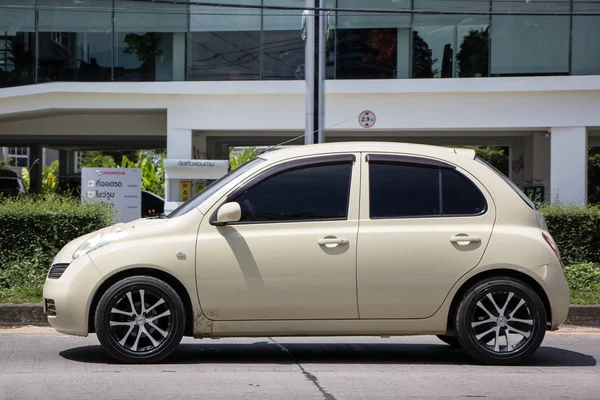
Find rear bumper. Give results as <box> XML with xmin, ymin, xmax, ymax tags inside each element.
<box><xmin>526</xmin><ymin>262</ymin><xmax>570</xmax><ymax>330</ymax></box>
<box><xmin>42</xmin><ymin>255</ymin><xmax>102</xmax><ymax>337</ymax></box>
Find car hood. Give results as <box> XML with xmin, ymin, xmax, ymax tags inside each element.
<box><xmin>53</xmin><ymin>217</ymin><xmax>169</xmax><ymax>264</ymax></box>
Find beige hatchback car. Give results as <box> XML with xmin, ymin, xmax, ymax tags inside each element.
<box><xmin>43</xmin><ymin>142</ymin><xmax>570</xmax><ymax>365</ymax></box>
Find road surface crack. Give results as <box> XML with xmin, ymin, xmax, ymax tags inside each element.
<box><xmin>269</xmin><ymin>338</ymin><xmax>336</xmax><ymax>400</ymax></box>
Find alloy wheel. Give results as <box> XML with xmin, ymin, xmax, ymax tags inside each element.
<box><xmin>108</xmin><ymin>288</ymin><xmax>173</xmax><ymax>353</ymax></box>
<box><xmin>468</xmin><ymin>290</ymin><xmax>535</xmax><ymax>355</ymax></box>
<box><xmin>95</xmin><ymin>276</ymin><xmax>185</xmax><ymax>363</ymax></box>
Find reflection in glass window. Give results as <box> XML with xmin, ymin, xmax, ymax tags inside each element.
<box><xmin>0</xmin><ymin>0</ymin><xmax>35</xmax><ymax>88</ymax></box>
<box><xmin>336</xmin><ymin>0</ymin><xmax>411</xmax><ymax>79</ymax></box>
<box><xmin>189</xmin><ymin>1</ymin><xmax>261</xmax><ymax>81</ymax></box>
<box><xmin>263</xmin><ymin>1</ymin><xmax>306</xmax><ymax>80</ymax></box>
<box><xmin>38</xmin><ymin>0</ymin><xmax>112</xmax><ymax>83</ymax></box>
<box><xmin>490</xmin><ymin>0</ymin><xmax>569</xmax><ymax>76</ymax></box>
<box><xmin>234</xmin><ymin>163</ymin><xmax>352</xmax><ymax>222</ymax></box>
<box><xmin>571</xmin><ymin>1</ymin><xmax>600</xmax><ymax>76</ymax></box>
<box><xmin>413</xmin><ymin>2</ymin><xmax>489</xmax><ymax>79</ymax></box>
<box><xmin>114</xmin><ymin>1</ymin><xmax>187</xmax><ymax>82</ymax></box>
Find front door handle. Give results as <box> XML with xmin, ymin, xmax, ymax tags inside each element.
<box><xmin>450</xmin><ymin>235</ymin><xmax>481</xmax><ymax>245</ymax></box>
<box><xmin>318</xmin><ymin>237</ymin><xmax>349</xmax><ymax>246</ymax></box>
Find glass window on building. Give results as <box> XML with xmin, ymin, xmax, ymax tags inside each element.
<box><xmin>262</xmin><ymin>0</ymin><xmax>335</xmax><ymax>80</ymax></box>
<box><xmin>263</xmin><ymin>0</ymin><xmax>303</xmax><ymax>80</ymax></box>
<box><xmin>572</xmin><ymin>0</ymin><xmax>600</xmax><ymax>76</ymax></box>
<box><xmin>0</xmin><ymin>0</ymin><xmax>35</xmax><ymax>88</ymax></box>
<box><xmin>38</xmin><ymin>0</ymin><xmax>112</xmax><ymax>83</ymax></box>
<box><xmin>490</xmin><ymin>0</ymin><xmax>570</xmax><ymax>76</ymax></box>
<box><xmin>114</xmin><ymin>0</ymin><xmax>187</xmax><ymax>82</ymax></box>
<box><xmin>336</xmin><ymin>0</ymin><xmax>411</xmax><ymax>80</ymax></box>
<box><xmin>413</xmin><ymin>1</ymin><xmax>489</xmax><ymax>79</ymax></box>
<box><xmin>7</xmin><ymin>147</ymin><xmax>29</xmax><ymax>167</ymax></box>
<box><xmin>189</xmin><ymin>0</ymin><xmax>261</xmax><ymax>81</ymax></box>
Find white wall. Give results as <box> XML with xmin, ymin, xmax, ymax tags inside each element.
<box><xmin>1</xmin><ymin>76</ymin><xmax>600</xmax><ymax>206</ymax></box>
<box><xmin>551</xmin><ymin>127</ymin><xmax>588</xmax><ymax>206</ymax></box>
<box><xmin>3</xmin><ymin>77</ymin><xmax>600</xmax><ymax>133</ymax></box>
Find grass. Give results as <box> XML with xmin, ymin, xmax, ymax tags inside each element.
<box><xmin>0</xmin><ymin>283</ymin><xmax>43</xmax><ymax>304</ymax></box>
<box><xmin>569</xmin><ymin>289</ymin><xmax>600</xmax><ymax>306</ymax></box>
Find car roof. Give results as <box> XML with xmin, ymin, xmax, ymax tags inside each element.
<box><xmin>258</xmin><ymin>141</ymin><xmax>476</xmax><ymax>162</ymax></box>
<box><xmin>0</xmin><ymin>169</ymin><xmax>19</xmax><ymax>178</ymax></box>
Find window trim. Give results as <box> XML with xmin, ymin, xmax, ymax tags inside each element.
<box><xmin>367</xmin><ymin>154</ymin><xmax>488</xmax><ymax>220</ymax></box>
<box><xmin>366</xmin><ymin>153</ymin><xmax>455</xmax><ymax>170</ymax></box>
<box><xmin>209</xmin><ymin>153</ymin><xmax>356</xmax><ymax>226</ymax></box>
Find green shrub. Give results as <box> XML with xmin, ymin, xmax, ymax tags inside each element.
<box><xmin>0</xmin><ymin>195</ymin><xmax>115</xmax><ymax>303</ymax></box>
<box><xmin>563</xmin><ymin>263</ymin><xmax>600</xmax><ymax>305</ymax></box>
<box><xmin>540</xmin><ymin>204</ymin><xmax>600</xmax><ymax>265</ymax></box>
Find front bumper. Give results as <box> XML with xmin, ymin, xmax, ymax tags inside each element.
<box><xmin>42</xmin><ymin>254</ymin><xmax>103</xmax><ymax>337</ymax></box>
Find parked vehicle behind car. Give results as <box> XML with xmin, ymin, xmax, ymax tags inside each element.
<box><xmin>0</xmin><ymin>168</ymin><xmax>26</xmax><ymax>198</ymax></box>
<box><xmin>42</xmin><ymin>142</ymin><xmax>570</xmax><ymax>365</ymax></box>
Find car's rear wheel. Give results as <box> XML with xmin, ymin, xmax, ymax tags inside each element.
<box><xmin>436</xmin><ymin>335</ymin><xmax>461</xmax><ymax>348</ymax></box>
<box><xmin>94</xmin><ymin>276</ymin><xmax>185</xmax><ymax>364</ymax></box>
<box><xmin>455</xmin><ymin>277</ymin><xmax>546</xmax><ymax>365</ymax></box>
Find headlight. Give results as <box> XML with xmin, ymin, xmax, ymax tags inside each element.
<box><xmin>73</xmin><ymin>228</ymin><xmax>130</xmax><ymax>259</ymax></box>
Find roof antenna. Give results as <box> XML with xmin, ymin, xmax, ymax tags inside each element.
<box><xmin>258</xmin><ymin>134</ymin><xmax>305</xmax><ymax>155</ymax></box>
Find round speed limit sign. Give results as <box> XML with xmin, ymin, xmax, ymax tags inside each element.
<box><xmin>358</xmin><ymin>110</ymin><xmax>376</xmax><ymax>128</ymax></box>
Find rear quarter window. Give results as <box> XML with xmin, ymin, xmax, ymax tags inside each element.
<box><xmin>476</xmin><ymin>157</ymin><xmax>535</xmax><ymax>210</ymax></box>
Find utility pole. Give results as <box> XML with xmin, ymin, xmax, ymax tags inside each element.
<box><xmin>303</xmin><ymin>0</ymin><xmax>327</xmax><ymax>145</ymax></box>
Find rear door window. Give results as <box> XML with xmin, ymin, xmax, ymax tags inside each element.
<box><xmin>368</xmin><ymin>156</ymin><xmax>487</xmax><ymax>218</ymax></box>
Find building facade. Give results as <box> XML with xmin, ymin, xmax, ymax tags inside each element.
<box><xmin>1</xmin><ymin>0</ymin><xmax>599</xmax><ymax>205</ymax></box>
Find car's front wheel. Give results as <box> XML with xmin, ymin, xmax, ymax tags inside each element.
<box><xmin>455</xmin><ymin>277</ymin><xmax>547</xmax><ymax>365</ymax></box>
<box><xmin>94</xmin><ymin>276</ymin><xmax>186</xmax><ymax>364</ymax></box>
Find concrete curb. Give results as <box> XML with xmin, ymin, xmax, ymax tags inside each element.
<box><xmin>0</xmin><ymin>304</ymin><xmax>48</xmax><ymax>327</ymax></box>
<box><xmin>566</xmin><ymin>305</ymin><xmax>600</xmax><ymax>327</ymax></box>
<box><xmin>1</xmin><ymin>304</ymin><xmax>600</xmax><ymax>328</ymax></box>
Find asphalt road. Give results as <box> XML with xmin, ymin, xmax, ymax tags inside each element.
<box><xmin>1</xmin><ymin>326</ymin><xmax>599</xmax><ymax>400</ymax></box>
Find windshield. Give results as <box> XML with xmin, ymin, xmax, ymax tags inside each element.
<box><xmin>476</xmin><ymin>157</ymin><xmax>536</xmax><ymax>210</ymax></box>
<box><xmin>168</xmin><ymin>157</ymin><xmax>265</xmax><ymax>218</ymax></box>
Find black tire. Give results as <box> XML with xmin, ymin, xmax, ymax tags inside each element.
<box><xmin>455</xmin><ymin>277</ymin><xmax>546</xmax><ymax>365</ymax></box>
<box><xmin>94</xmin><ymin>276</ymin><xmax>186</xmax><ymax>364</ymax></box>
<box><xmin>436</xmin><ymin>335</ymin><xmax>462</xmax><ymax>348</ymax></box>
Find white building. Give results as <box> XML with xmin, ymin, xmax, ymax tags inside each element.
<box><xmin>1</xmin><ymin>0</ymin><xmax>598</xmax><ymax>206</ymax></box>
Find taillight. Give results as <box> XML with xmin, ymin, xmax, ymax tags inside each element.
<box><xmin>542</xmin><ymin>232</ymin><xmax>562</xmax><ymax>265</ymax></box>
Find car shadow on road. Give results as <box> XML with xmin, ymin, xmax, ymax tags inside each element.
<box><xmin>60</xmin><ymin>342</ymin><xmax>596</xmax><ymax>367</ymax></box>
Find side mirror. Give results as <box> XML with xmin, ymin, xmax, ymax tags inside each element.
<box><xmin>214</xmin><ymin>202</ymin><xmax>242</xmax><ymax>226</ymax></box>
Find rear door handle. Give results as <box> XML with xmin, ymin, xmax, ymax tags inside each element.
<box><xmin>450</xmin><ymin>235</ymin><xmax>481</xmax><ymax>245</ymax></box>
<box><xmin>318</xmin><ymin>238</ymin><xmax>349</xmax><ymax>246</ymax></box>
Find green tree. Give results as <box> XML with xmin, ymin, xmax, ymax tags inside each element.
<box><xmin>0</xmin><ymin>157</ymin><xmax>13</xmax><ymax>169</ymax></box>
<box><xmin>230</xmin><ymin>147</ymin><xmax>260</xmax><ymax>170</ymax></box>
<box><xmin>456</xmin><ymin>146</ymin><xmax>509</xmax><ymax>176</ymax></box>
<box><xmin>457</xmin><ymin>27</ymin><xmax>489</xmax><ymax>78</ymax></box>
<box><xmin>121</xmin><ymin>151</ymin><xmax>166</xmax><ymax>198</ymax></box>
<box><xmin>123</xmin><ymin>33</ymin><xmax>163</xmax><ymax>76</ymax></box>
<box><xmin>588</xmin><ymin>148</ymin><xmax>600</xmax><ymax>204</ymax></box>
<box><xmin>78</xmin><ymin>151</ymin><xmax>117</xmax><ymax>168</ymax></box>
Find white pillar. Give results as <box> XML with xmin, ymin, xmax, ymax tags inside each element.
<box><xmin>167</xmin><ymin>128</ymin><xmax>192</xmax><ymax>159</ymax></box>
<box><xmin>550</xmin><ymin>127</ymin><xmax>588</xmax><ymax>206</ymax></box>
<box><xmin>166</xmin><ymin>125</ymin><xmax>192</xmax><ymax>206</ymax></box>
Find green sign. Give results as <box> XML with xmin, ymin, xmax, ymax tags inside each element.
<box><xmin>524</xmin><ymin>185</ymin><xmax>545</xmax><ymax>203</ymax></box>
